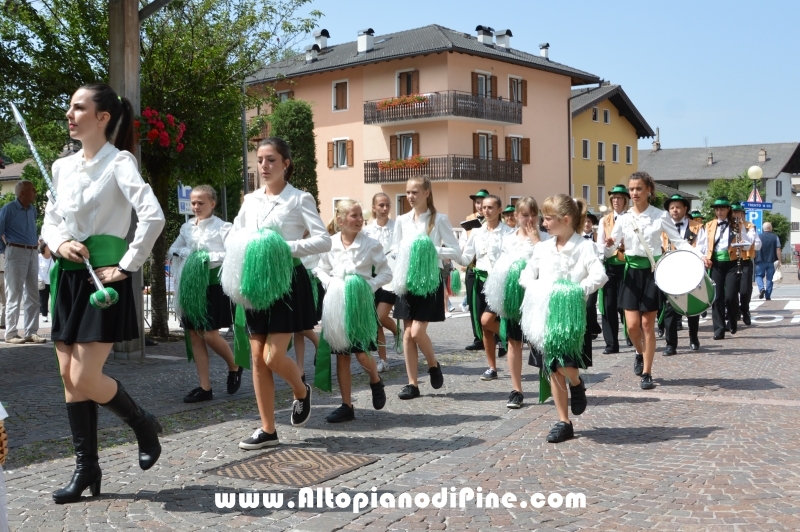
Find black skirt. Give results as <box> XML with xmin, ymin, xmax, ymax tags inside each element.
<box><xmin>245</xmin><ymin>264</ymin><xmax>318</xmax><ymax>335</ymax></box>
<box><xmin>181</xmin><ymin>284</ymin><xmax>233</xmax><ymax>331</ymax></box>
<box><xmin>374</xmin><ymin>287</ymin><xmax>396</xmax><ymax>306</ymax></box>
<box><xmin>619</xmin><ymin>267</ymin><xmax>661</xmax><ymax>313</ymax></box>
<box><xmin>332</xmin><ymin>340</ymin><xmax>377</xmax><ymax>356</ymax></box>
<box><xmin>51</xmin><ymin>269</ymin><xmax>138</xmax><ymax>345</ymax></box>
<box><xmin>527</xmin><ymin>330</ymin><xmax>592</xmax><ymax>370</ymax></box>
<box><xmin>314</xmin><ymin>280</ymin><xmax>325</xmax><ymax>323</ymax></box>
<box><xmin>393</xmin><ymin>278</ymin><xmax>446</xmax><ymax>323</ymax></box>
<box><xmin>505</xmin><ymin>319</ymin><xmax>523</xmax><ymax>342</ymax></box>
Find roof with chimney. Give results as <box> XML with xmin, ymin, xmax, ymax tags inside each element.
<box><xmin>247</xmin><ymin>24</ymin><xmax>599</xmax><ymax>86</ymax></box>
<box><xmin>570</xmin><ymin>84</ymin><xmax>655</xmax><ymax>138</ymax></box>
<box><xmin>638</xmin><ymin>143</ymin><xmax>800</xmax><ymax>181</ymax></box>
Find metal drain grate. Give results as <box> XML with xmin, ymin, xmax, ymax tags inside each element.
<box><xmin>208</xmin><ymin>448</ymin><xmax>378</xmax><ymax>487</ymax></box>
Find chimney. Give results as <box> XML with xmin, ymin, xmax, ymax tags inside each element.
<box><xmin>314</xmin><ymin>29</ymin><xmax>330</xmax><ymax>50</ymax></box>
<box><xmin>305</xmin><ymin>44</ymin><xmax>320</xmax><ymax>63</ymax></box>
<box><xmin>758</xmin><ymin>148</ymin><xmax>767</xmax><ymax>163</ymax></box>
<box><xmin>539</xmin><ymin>43</ymin><xmax>550</xmax><ymax>59</ymax></box>
<box><xmin>495</xmin><ymin>29</ymin><xmax>512</xmax><ymax>49</ymax></box>
<box><xmin>475</xmin><ymin>25</ymin><xmax>494</xmax><ymax>45</ymax></box>
<box><xmin>357</xmin><ymin>28</ymin><xmax>375</xmax><ymax>53</ymax></box>
<box><xmin>707</xmin><ymin>152</ymin><xmax>714</xmax><ymax>166</ymax></box>
<box><xmin>651</xmin><ymin>127</ymin><xmax>661</xmax><ymax>152</ymax></box>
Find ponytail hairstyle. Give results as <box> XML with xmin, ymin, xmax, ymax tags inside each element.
<box><xmin>80</xmin><ymin>83</ymin><xmax>135</xmax><ymax>153</ymax></box>
<box><xmin>407</xmin><ymin>176</ymin><xmax>436</xmax><ymax>235</ymax></box>
<box><xmin>327</xmin><ymin>198</ymin><xmax>361</xmax><ymax>235</ymax></box>
<box><xmin>628</xmin><ymin>171</ymin><xmax>656</xmax><ymax>198</ymax></box>
<box><xmin>483</xmin><ymin>194</ymin><xmax>503</xmax><ymax>223</ymax></box>
<box><xmin>371</xmin><ymin>192</ymin><xmax>390</xmax><ymax>220</ymax></box>
<box><xmin>541</xmin><ymin>193</ymin><xmax>587</xmax><ymax>234</ymax></box>
<box><xmin>192</xmin><ymin>184</ymin><xmax>217</xmax><ymax>204</ymax></box>
<box><xmin>257</xmin><ymin>137</ymin><xmax>294</xmax><ymax>181</ymax></box>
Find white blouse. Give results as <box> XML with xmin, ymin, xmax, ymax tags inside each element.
<box><xmin>363</xmin><ymin>219</ymin><xmax>395</xmax><ymax>255</ymax></box>
<box><xmin>231</xmin><ymin>183</ymin><xmax>331</xmax><ymax>258</ymax></box>
<box><xmin>501</xmin><ymin>228</ymin><xmax>548</xmax><ymax>262</ymax></box>
<box><xmin>316</xmin><ymin>232</ymin><xmax>392</xmax><ymax>292</ymax></box>
<box><xmin>459</xmin><ymin>222</ymin><xmax>514</xmax><ymax>271</ymax></box>
<box><xmin>390</xmin><ymin>209</ymin><xmax>461</xmax><ymax>267</ymax></box>
<box><xmin>168</xmin><ymin>215</ymin><xmax>232</xmax><ymax>268</ymax></box>
<box><xmin>42</xmin><ymin>142</ymin><xmax>165</xmax><ymax>271</ymax></box>
<box><xmin>608</xmin><ymin>205</ymin><xmax>699</xmax><ymax>259</ymax></box>
<box><xmin>520</xmin><ymin>232</ymin><xmax>608</xmax><ymax>298</ymax></box>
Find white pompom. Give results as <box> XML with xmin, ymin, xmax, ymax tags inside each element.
<box><xmin>321</xmin><ymin>277</ymin><xmax>349</xmax><ymax>351</ymax></box>
<box><xmin>520</xmin><ymin>279</ymin><xmax>553</xmax><ymax>352</ymax></box>
<box><xmin>483</xmin><ymin>254</ymin><xmax>515</xmax><ymax>317</ymax></box>
<box><xmin>171</xmin><ymin>256</ymin><xmax>185</xmax><ymax>317</ymax></box>
<box><xmin>392</xmin><ymin>236</ymin><xmax>413</xmax><ymax>296</ymax></box>
<box><xmin>221</xmin><ymin>228</ymin><xmax>258</xmax><ymax>308</ymax></box>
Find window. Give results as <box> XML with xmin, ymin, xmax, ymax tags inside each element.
<box><xmin>247</xmin><ymin>172</ymin><xmax>256</xmax><ymax>191</ymax></box>
<box><xmin>332</xmin><ymin>81</ymin><xmax>348</xmax><ymax>111</ymax></box>
<box><xmin>592</xmin><ymin>107</ymin><xmax>599</xmax><ymax>122</ymax></box>
<box><xmin>390</xmin><ymin>133</ymin><xmax>419</xmax><ymax>160</ymax></box>
<box><xmin>598</xmin><ymin>186</ymin><xmax>605</xmax><ymax>205</ymax></box>
<box><xmin>479</xmin><ymin>134</ymin><xmax>490</xmax><ymax>159</ymax></box>
<box><xmin>625</xmin><ymin>145</ymin><xmax>633</xmax><ymax>164</ymax></box>
<box><xmin>597</xmin><ymin>163</ymin><xmax>605</xmax><ymax>185</ymax></box>
<box><xmin>603</xmin><ymin>109</ymin><xmax>610</xmax><ymax>124</ymax></box>
<box><xmin>397</xmin><ymin>195</ymin><xmax>410</xmax><ymax>216</ymax></box>
<box><xmin>473</xmin><ymin>132</ymin><xmax>498</xmax><ymax>160</ymax></box>
<box><xmin>509</xmin><ymin>137</ymin><xmax>521</xmax><ymax>162</ymax></box>
<box><xmin>277</xmin><ymin>90</ymin><xmax>294</xmax><ymax>102</ymax></box>
<box><xmin>597</xmin><ymin>142</ymin><xmax>605</xmax><ymax>161</ymax></box>
<box><xmin>472</xmin><ymin>72</ymin><xmax>495</xmax><ymax>99</ymax></box>
<box><xmin>612</xmin><ymin>144</ymin><xmax>619</xmax><ymax>163</ymax></box>
<box><xmin>398</xmin><ymin>70</ymin><xmax>419</xmax><ymax>96</ymax></box>
<box><xmin>327</xmin><ymin>139</ymin><xmax>354</xmax><ymax>168</ymax></box>
<box><xmin>582</xmin><ymin>139</ymin><xmax>590</xmax><ymax>160</ymax></box>
<box><xmin>509</xmin><ymin>77</ymin><xmax>527</xmax><ymax>105</ymax></box>
<box><xmin>477</xmin><ymin>74</ymin><xmax>489</xmax><ymax>98</ymax></box>
<box><xmin>776</xmin><ymin>180</ymin><xmax>783</xmax><ymax>197</ymax></box>
<box><xmin>792</xmin><ymin>222</ymin><xmax>800</xmax><ymax>231</ymax></box>
<box><xmin>335</xmin><ymin>140</ymin><xmax>348</xmax><ymax>167</ymax></box>
<box><xmin>582</xmin><ymin>185</ymin><xmax>591</xmax><ymax>204</ymax></box>
<box><xmin>399</xmin><ymin>134</ymin><xmax>414</xmax><ymax>159</ymax></box>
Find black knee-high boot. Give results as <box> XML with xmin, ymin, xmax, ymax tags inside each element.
<box><xmin>100</xmin><ymin>379</ymin><xmax>162</xmax><ymax>470</ymax></box>
<box><xmin>53</xmin><ymin>401</ymin><xmax>101</xmax><ymax>504</ymax></box>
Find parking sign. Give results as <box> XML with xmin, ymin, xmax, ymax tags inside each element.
<box><xmin>178</xmin><ymin>183</ymin><xmax>193</xmax><ymax>215</ymax></box>
<box><xmin>746</xmin><ymin>210</ymin><xmax>763</xmax><ymax>233</ymax></box>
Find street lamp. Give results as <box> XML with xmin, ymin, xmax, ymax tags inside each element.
<box><xmin>747</xmin><ymin>165</ymin><xmax>763</xmax><ymax>200</ymax></box>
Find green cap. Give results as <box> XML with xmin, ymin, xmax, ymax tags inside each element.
<box><xmin>712</xmin><ymin>197</ymin><xmax>731</xmax><ymax>208</ymax></box>
<box><xmin>503</xmin><ymin>205</ymin><xmax>515</xmax><ymax>214</ymax></box>
<box><xmin>663</xmin><ymin>194</ymin><xmax>691</xmax><ymax>210</ymax></box>
<box><xmin>731</xmin><ymin>201</ymin><xmax>744</xmax><ymax>212</ymax></box>
<box><xmin>690</xmin><ymin>210</ymin><xmax>703</xmax><ymax>219</ymax></box>
<box><xmin>470</xmin><ymin>189</ymin><xmax>490</xmax><ymax>200</ymax></box>
<box><xmin>608</xmin><ymin>184</ymin><xmax>630</xmax><ymax>198</ymax></box>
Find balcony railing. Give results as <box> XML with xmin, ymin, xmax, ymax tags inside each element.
<box><xmin>364</xmin><ymin>155</ymin><xmax>523</xmax><ymax>184</ymax></box>
<box><xmin>363</xmin><ymin>91</ymin><xmax>523</xmax><ymax>125</ymax></box>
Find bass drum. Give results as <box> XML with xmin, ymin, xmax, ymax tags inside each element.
<box><xmin>654</xmin><ymin>250</ymin><xmax>716</xmax><ymax>316</ymax></box>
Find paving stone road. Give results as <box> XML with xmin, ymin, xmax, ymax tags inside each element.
<box><xmin>2</xmin><ymin>273</ymin><xmax>800</xmax><ymax>531</ymax></box>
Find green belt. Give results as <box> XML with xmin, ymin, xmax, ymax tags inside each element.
<box><xmin>606</xmin><ymin>256</ymin><xmax>626</xmax><ymax>266</ymax></box>
<box><xmin>623</xmin><ymin>254</ymin><xmax>661</xmax><ymax>286</ymax></box>
<box><xmin>50</xmin><ymin>235</ymin><xmax>128</xmax><ymax>318</ymax></box>
<box><xmin>232</xmin><ymin>257</ymin><xmax>304</xmax><ymax>370</ymax></box>
<box><xmin>471</xmin><ymin>268</ymin><xmax>488</xmax><ymax>341</ymax></box>
<box><xmin>713</xmin><ymin>251</ymin><xmax>731</xmax><ymax>262</ymax></box>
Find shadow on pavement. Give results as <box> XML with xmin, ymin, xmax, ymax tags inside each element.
<box><xmin>303</xmin><ymin>410</ymin><xmax>500</xmax><ymax>434</ymax></box>
<box><xmin>655</xmin><ymin>377</ymin><xmax>784</xmax><ymax>390</ymax></box>
<box><xmin>299</xmin><ymin>435</ymin><xmax>485</xmax><ymax>455</ymax></box>
<box><xmin>577</xmin><ymin>425</ymin><xmax>723</xmax><ymax>444</ymax></box>
<box><xmin>589</xmin><ymin>396</ymin><xmax>662</xmax><ymax>406</ymax></box>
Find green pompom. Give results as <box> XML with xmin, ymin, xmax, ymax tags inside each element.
<box><xmin>503</xmin><ymin>259</ymin><xmax>527</xmax><ymax>322</ymax></box>
<box><xmin>307</xmin><ymin>269</ymin><xmax>320</xmax><ymax>311</ymax></box>
<box><xmin>89</xmin><ymin>287</ymin><xmax>119</xmax><ymax>309</ymax></box>
<box><xmin>345</xmin><ymin>274</ymin><xmax>378</xmax><ymax>351</ymax></box>
<box><xmin>407</xmin><ymin>233</ymin><xmax>440</xmax><ymax>296</ymax></box>
<box><xmin>179</xmin><ymin>250</ymin><xmax>211</xmax><ymax>329</ymax></box>
<box><xmin>543</xmin><ymin>279</ymin><xmax>587</xmax><ymax>368</ymax></box>
<box><xmin>450</xmin><ymin>268</ymin><xmax>462</xmax><ymax>295</ymax></box>
<box><xmin>241</xmin><ymin>229</ymin><xmax>293</xmax><ymax>310</ymax></box>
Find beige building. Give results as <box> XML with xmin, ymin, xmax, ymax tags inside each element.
<box><xmin>246</xmin><ymin>25</ymin><xmax>598</xmax><ymax>223</ymax></box>
<box><xmin>0</xmin><ymin>160</ymin><xmax>31</xmax><ymax>196</ymax></box>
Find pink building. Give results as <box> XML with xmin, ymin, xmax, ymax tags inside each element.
<box><xmin>246</xmin><ymin>25</ymin><xmax>598</xmax><ymax>223</ymax></box>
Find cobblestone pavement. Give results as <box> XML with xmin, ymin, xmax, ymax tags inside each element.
<box><xmin>3</xmin><ymin>278</ymin><xmax>800</xmax><ymax>531</ymax></box>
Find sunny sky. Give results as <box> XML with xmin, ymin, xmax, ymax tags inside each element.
<box><xmin>300</xmin><ymin>0</ymin><xmax>799</xmax><ymax>151</ymax></box>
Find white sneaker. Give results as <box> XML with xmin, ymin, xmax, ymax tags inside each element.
<box><xmin>42</xmin><ymin>316</ymin><xmax>49</xmax><ymax>323</ymax></box>
<box><xmin>376</xmin><ymin>359</ymin><xmax>388</xmax><ymax>373</ymax></box>
<box><xmin>460</xmin><ymin>303</ymin><xmax>468</xmax><ymax>313</ymax></box>
<box><xmin>445</xmin><ymin>312</ymin><xmax>452</xmax><ymax>318</ymax></box>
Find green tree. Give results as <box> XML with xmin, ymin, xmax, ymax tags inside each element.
<box><xmin>697</xmin><ymin>172</ymin><xmax>766</xmax><ymax>220</ymax></box>
<box><xmin>267</xmin><ymin>99</ymin><xmax>319</xmax><ymax>204</ymax></box>
<box><xmin>764</xmin><ymin>212</ymin><xmax>790</xmax><ymax>256</ymax></box>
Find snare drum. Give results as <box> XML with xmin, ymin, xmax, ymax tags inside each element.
<box><xmin>654</xmin><ymin>250</ymin><xmax>716</xmax><ymax>316</ymax></box>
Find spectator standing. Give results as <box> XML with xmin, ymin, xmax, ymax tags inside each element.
<box><xmin>38</xmin><ymin>242</ymin><xmax>55</xmax><ymax>323</ymax></box>
<box><xmin>0</xmin><ymin>181</ymin><xmax>45</xmax><ymax>343</ymax></box>
<box><xmin>755</xmin><ymin>222</ymin><xmax>781</xmax><ymax>301</ymax></box>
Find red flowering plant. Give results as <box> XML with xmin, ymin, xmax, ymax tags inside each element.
<box><xmin>134</xmin><ymin>108</ymin><xmax>186</xmax><ymax>154</ymax></box>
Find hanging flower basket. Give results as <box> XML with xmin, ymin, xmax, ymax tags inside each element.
<box><xmin>376</xmin><ymin>94</ymin><xmax>429</xmax><ymax>111</ymax></box>
<box><xmin>134</xmin><ymin>108</ymin><xmax>186</xmax><ymax>153</ymax></box>
<box><xmin>378</xmin><ymin>156</ymin><xmax>429</xmax><ymax>171</ymax></box>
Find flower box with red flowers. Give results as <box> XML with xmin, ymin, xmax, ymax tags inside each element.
<box><xmin>135</xmin><ymin>108</ymin><xmax>186</xmax><ymax>153</ymax></box>
<box><xmin>377</xmin><ymin>156</ymin><xmax>429</xmax><ymax>171</ymax></box>
<box><xmin>375</xmin><ymin>94</ymin><xmax>429</xmax><ymax>111</ymax></box>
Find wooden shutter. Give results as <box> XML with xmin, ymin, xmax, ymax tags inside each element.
<box><xmin>390</xmin><ymin>135</ymin><xmax>398</xmax><ymax>160</ymax></box>
<box><xmin>327</xmin><ymin>142</ymin><xmax>334</xmax><ymax>168</ymax></box>
<box><xmin>505</xmin><ymin>137</ymin><xmax>512</xmax><ymax>160</ymax></box>
<box><xmin>472</xmin><ymin>133</ymin><xmax>480</xmax><ymax>158</ymax></box>
<box><xmin>491</xmin><ymin>135</ymin><xmax>498</xmax><ymax>160</ymax></box>
<box><xmin>411</xmin><ymin>133</ymin><xmax>420</xmax><ymax>156</ymax></box>
<box><xmin>411</xmin><ymin>70</ymin><xmax>419</xmax><ymax>94</ymax></box>
<box><xmin>335</xmin><ymin>82</ymin><xmax>347</xmax><ymax>110</ymax></box>
<box><xmin>471</xmin><ymin>72</ymin><xmax>479</xmax><ymax>96</ymax></box>
<box><xmin>521</xmin><ymin>138</ymin><xmax>531</xmax><ymax>164</ymax></box>
<box><xmin>521</xmin><ymin>79</ymin><xmax>527</xmax><ymax>106</ymax></box>
<box><xmin>490</xmin><ymin>75</ymin><xmax>498</xmax><ymax>99</ymax></box>
<box><xmin>287</xmin><ymin>90</ymin><xmax>295</xmax><ymax>100</ymax></box>
<box><xmin>346</xmin><ymin>140</ymin><xmax>354</xmax><ymax>167</ymax></box>
<box><xmin>398</xmin><ymin>72</ymin><xmax>408</xmax><ymax>96</ymax></box>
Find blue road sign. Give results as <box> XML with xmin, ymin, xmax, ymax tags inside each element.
<box><xmin>741</xmin><ymin>201</ymin><xmax>772</xmax><ymax>210</ymax></box>
<box><xmin>177</xmin><ymin>183</ymin><xmax>193</xmax><ymax>215</ymax></box>
<box><xmin>746</xmin><ymin>210</ymin><xmax>763</xmax><ymax>233</ymax></box>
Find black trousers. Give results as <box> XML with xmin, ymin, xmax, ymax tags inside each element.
<box><xmin>710</xmin><ymin>260</ymin><xmax>740</xmax><ymax>337</ymax></box>
<box><xmin>664</xmin><ymin>302</ymin><xmax>699</xmax><ymax>348</ymax></box>
<box><xmin>738</xmin><ymin>259</ymin><xmax>753</xmax><ymax>317</ymax></box>
<box><xmin>601</xmin><ymin>263</ymin><xmax>626</xmax><ymax>349</ymax></box>
<box><xmin>39</xmin><ymin>284</ymin><xmax>51</xmax><ymax>317</ymax></box>
<box><xmin>465</xmin><ymin>268</ymin><xmax>480</xmax><ymax>343</ymax></box>
<box><xmin>586</xmin><ymin>291</ymin><xmax>601</xmax><ymax>335</ymax></box>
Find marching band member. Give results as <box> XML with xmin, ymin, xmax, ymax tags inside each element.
<box><xmin>582</xmin><ymin>213</ymin><xmax>602</xmax><ymax>339</ymax></box>
<box><xmin>391</xmin><ymin>176</ymin><xmax>460</xmax><ymax>399</ymax></box>
<box><xmin>604</xmin><ymin>172</ymin><xmax>699</xmax><ymax>390</ymax></box>
<box><xmin>731</xmin><ymin>202</ymin><xmax>761</xmax><ymax>325</ymax></box>
<box><xmin>520</xmin><ymin>195</ymin><xmax>607</xmax><ymax>443</ymax></box>
<box><xmin>596</xmin><ymin>185</ymin><xmax>631</xmax><ymax>353</ymax></box>
<box><xmin>659</xmin><ymin>194</ymin><xmax>707</xmax><ymax>355</ymax></box>
<box><xmin>168</xmin><ymin>185</ymin><xmax>241</xmax><ymax>403</ymax></box>
<box><xmin>458</xmin><ymin>194</ymin><xmax>514</xmax><ymax>381</ymax></box>
<box><xmin>363</xmin><ymin>192</ymin><xmax>401</xmax><ymax>371</ymax></box>
<box><xmin>502</xmin><ymin>205</ymin><xmax>517</xmax><ymax>228</ymax></box>
<box><xmin>226</xmin><ymin>137</ymin><xmax>331</xmax><ymax>450</ymax></box>
<box><xmin>462</xmin><ymin>189</ymin><xmax>488</xmax><ymax>350</ymax></box>
<box><xmin>316</xmin><ymin>199</ymin><xmax>390</xmax><ymax>423</ymax></box>
<box><xmin>43</xmin><ymin>84</ymin><xmax>165</xmax><ymax>503</ymax></box>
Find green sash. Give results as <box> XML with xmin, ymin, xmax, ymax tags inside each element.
<box><xmin>471</xmin><ymin>269</ymin><xmax>488</xmax><ymax>341</ymax></box>
<box><xmin>713</xmin><ymin>251</ymin><xmax>731</xmax><ymax>262</ymax></box>
<box><xmin>183</xmin><ymin>266</ymin><xmax>222</xmax><ymax>362</ymax></box>
<box><xmin>314</xmin><ymin>330</ymin><xmax>333</xmax><ymax>392</ymax></box>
